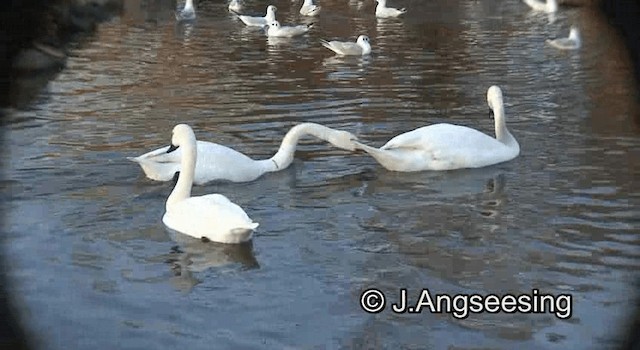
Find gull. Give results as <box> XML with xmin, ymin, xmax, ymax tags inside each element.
<box><xmin>298</xmin><ymin>0</ymin><xmax>321</xmax><ymax>16</ymax></box>
<box><xmin>233</xmin><ymin>5</ymin><xmax>277</xmax><ymax>27</ymax></box>
<box><xmin>320</xmin><ymin>35</ymin><xmax>371</xmax><ymax>56</ymax></box>
<box><xmin>547</xmin><ymin>26</ymin><xmax>581</xmax><ymax>50</ymax></box>
<box><xmin>375</xmin><ymin>0</ymin><xmax>406</xmax><ymax>18</ymax></box>
<box><xmin>228</xmin><ymin>0</ymin><xmax>243</xmax><ymax>13</ymax></box>
<box><xmin>176</xmin><ymin>0</ymin><xmax>196</xmax><ymax>21</ymax></box>
<box><xmin>523</xmin><ymin>0</ymin><xmax>557</xmax><ymax>13</ymax></box>
<box><xmin>266</xmin><ymin>21</ymin><xmax>313</xmax><ymax>38</ymax></box>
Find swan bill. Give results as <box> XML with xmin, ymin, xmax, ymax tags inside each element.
<box><xmin>167</xmin><ymin>144</ymin><xmax>179</xmax><ymax>153</ymax></box>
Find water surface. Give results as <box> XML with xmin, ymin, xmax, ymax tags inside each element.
<box><xmin>2</xmin><ymin>0</ymin><xmax>640</xmax><ymax>349</ymax></box>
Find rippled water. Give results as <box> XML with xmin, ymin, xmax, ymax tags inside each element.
<box><xmin>2</xmin><ymin>0</ymin><xmax>640</xmax><ymax>349</ymax></box>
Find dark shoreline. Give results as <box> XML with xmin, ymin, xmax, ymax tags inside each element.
<box><xmin>0</xmin><ymin>1</ymin><xmax>638</xmax><ymax>349</ymax></box>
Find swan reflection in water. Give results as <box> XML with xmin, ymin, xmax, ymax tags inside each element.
<box><xmin>165</xmin><ymin>231</ymin><xmax>259</xmax><ymax>292</ymax></box>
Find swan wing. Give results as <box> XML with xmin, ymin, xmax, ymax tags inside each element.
<box><xmin>378</xmin><ymin>123</ymin><xmax>515</xmax><ymax>170</ymax></box>
<box><xmin>164</xmin><ymin>195</ymin><xmax>258</xmax><ymax>244</ymax></box>
<box><xmin>130</xmin><ymin>141</ymin><xmax>266</xmax><ymax>184</ymax></box>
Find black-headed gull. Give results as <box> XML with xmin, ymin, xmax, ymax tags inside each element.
<box><xmin>234</xmin><ymin>5</ymin><xmax>277</xmax><ymax>27</ymax></box>
<box><xmin>375</xmin><ymin>0</ymin><xmax>406</xmax><ymax>18</ymax></box>
<box><xmin>266</xmin><ymin>21</ymin><xmax>313</xmax><ymax>38</ymax></box>
<box><xmin>321</xmin><ymin>35</ymin><xmax>371</xmax><ymax>56</ymax></box>
<box><xmin>176</xmin><ymin>0</ymin><xmax>196</xmax><ymax>21</ymax></box>
<box><xmin>523</xmin><ymin>0</ymin><xmax>557</xmax><ymax>13</ymax></box>
<box><xmin>547</xmin><ymin>27</ymin><xmax>581</xmax><ymax>50</ymax></box>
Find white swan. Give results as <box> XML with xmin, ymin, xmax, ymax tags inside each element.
<box><xmin>547</xmin><ymin>26</ymin><xmax>581</xmax><ymax>50</ymax></box>
<box><xmin>266</xmin><ymin>21</ymin><xmax>313</xmax><ymax>38</ymax></box>
<box><xmin>523</xmin><ymin>0</ymin><xmax>557</xmax><ymax>13</ymax></box>
<box><xmin>176</xmin><ymin>0</ymin><xmax>196</xmax><ymax>21</ymax></box>
<box><xmin>375</xmin><ymin>0</ymin><xmax>406</xmax><ymax>18</ymax></box>
<box><xmin>353</xmin><ymin>86</ymin><xmax>520</xmax><ymax>171</ymax></box>
<box><xmin>299</xmin><ymin>0</ymin><xmax>321</xmax><ymax>16</ymax></box>
<box><xmin>321</xmin><ymin>35</ymin><xmax>371</xmax><ymax>56</ymax></box>
<box><xmin>234</xmin><ymin>5</ymin><xmax>277</xmax><ymax>27</ymax></box>
<box><xmin>129</xmin><ymin>122</ymin><xmax>357</xmax><ymax>185</ymax></box>
<box><xmin>228</xmin><ymin>0</ymin><xmax>243</xmax><ymax>13</ymax></box>
<box><xmin>162</xmin><ymin>124</ymin><xmax>259</xmax><ymax>244</ymax></box>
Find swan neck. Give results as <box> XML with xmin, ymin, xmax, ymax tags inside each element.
<box><xmin>166</xmin><ymin>139</ymin><xmax>196</xmax><ymax>210</ymax></box>
<box><xmin>493</xmin><ymin>104</ymin><xmax>519</xmax><ymax>152</ymax></box>
<box><xmin>268</xmin><ymin>123</ymin><xmax>331</xmax><ymax>172</ymax></box>
<box><xmin>303</xmin><ymin>0</ymin><xmax>312</xmax><ymax>5</ymax></box>
<box><xmin>185</xmin><ymin>0</ymin><xmax>194</xmax><ymax>10</ymax></box>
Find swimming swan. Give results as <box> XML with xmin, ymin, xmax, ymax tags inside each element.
<box><xmin>375</xmin><ymin>0</ymin><xmax>406</xmax><ymax>18</ymax></box>
<box><xmin>546</xmin><ymin>26</ymin><xmax>581</xmax><ymax>50</ymax></box>
<box><xmin>321</xmin><ymin>35</ymin><xmax>371</xmax><ymax>56</ymax></box>
<box><xmin>523</xmin><ymin>0</ymin><xmax>557</xmax><ymax>13</ymax></box>
<box><xmin>176</xmin><ymin>0</ymin><xmax>196</xmax><ymax>21</ymax></box>
<box><xmin>129</xmin><ymin>122</ymin><xmax>357</xmax><ymax>185</ymax></box>
<box><xmin>233</xmin><ymin>5</ymin><xmax>277</xmax><ymax>27</ymax></box>
<box><xmin>162</xmin><ymin>125</ymin><xmax>259</xmax><ymax>244</ymax></box>
<box><xmin>352</xmin><ymin>86</ymin><xmax>520</xmax><ymax>171</ymax></box>
<box><xmin>299</xmin><ymin>0</ymin><xmax>321</xmax><ymax>16</ymax></box>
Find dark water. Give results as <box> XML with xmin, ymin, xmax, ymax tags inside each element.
<box><xmin>2</xmin><ymin>0</ymin><xmax>640</xmax><ymax>349</ymax></box>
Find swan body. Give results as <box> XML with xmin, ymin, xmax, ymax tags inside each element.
<box><xmin>129</xmin><ymin>122</ymin><xmax>357</xmax><ymax>185</ymax></box>
<box><xmin>547</xmin><ymin>27</ymin><xmax>581</xmax><ymax>50</ymax></box>
<box><xmin>176</xmin><ymin>0</ymin><xmax>196</xmax><ymax>21</ymax></box>
<box><xmin>321</xmin><ymin>35</ymin><xmax>371</xmax><ymax>56</ymax></box>
<box><xmin>162</xmin><ymin>124</ymin><xmax>259</xmax><ymax>244</ymax></box>
<box><xmin>299</xmin><ymin>0</ymin><xmax>321</xmax><ymax>16</ymax></box>
<box><xmin>523</xmin><ymin>0</ymin><xmax>557</xmax><ymax>13</ymax></box>
<box><xmin>266</xmin><ymin>21</ymin><xmax>313</xmax><ymax>38</ymax></box>
<box><xmin>375</xmin><ymin>0</ymin><xmax>406</xmax><ymax>18</ymax></box>
<box><xmin>353</xmin><ymin>86</ymin><xmax>520</xmax><ymax>171</ymax></box>
<box><xmin>234</xmin><ymin>5</ymin><xmax>277</xmax><ymax>27</ymax></box>
<box><xmin>228</xmin><ymin>0</ymin><xmax>243</xmax><ymax>13</ymax></box>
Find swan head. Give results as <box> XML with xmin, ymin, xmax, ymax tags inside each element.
<box><xmin>168</xmin><ymin>124</ymin><xmax>196</xmax><ymax>153</ymax></box>
<box><xmin>267</xmin><ymin>5</ymin><xmax>277</xmax><ymax>15</ymax></box>
<box><xmin>327</xmin><ymin>129</ymin><xmax>359</xmax><ymax>151</ymax></box>
<box><xmin>487</xmin><ymin>85</ymin><xmax>503</xmax><ymax>114</ymax></box>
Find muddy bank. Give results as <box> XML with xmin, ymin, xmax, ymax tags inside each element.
<box><xmin>0</xmin><ymin>0</ymin><xmax>123</xmax><ymax>108</ymax></box>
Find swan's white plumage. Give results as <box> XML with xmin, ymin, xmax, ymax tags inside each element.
<box><xmin>266</xmin><ymin>21</ymin><xmax>313</xmax><ymax>37</ymax></box>
<box><xmin>176</xmin><ymin>0</ymin><xmax>196</xmax><ymax>21</ymax></box>
<box><xmin>162</xmin><ymin>124</ymin><xmax>258</xmax><ymax>244</ymax></box>
<box><xmin>523</xmin><ymin>0</ymin><xmax>557</xmax><ymax>13</ymax></box>
<box><xmin>320</xmin><ymin>35</ymin><xmax>371</xmax><ymax>56</ymax></box>
<box><xmin>235</xmin><ymin>5</ymin><xmax>277</xmax><ymax>27</ymax></box>
<box><xmin>353</xmin><ymin>86</ymin><xmax>520</xmax><ymax>171</ymax></box>
<box><xmin>129</xmin><ymin>123</ymin><xmax>357</xmax><ymax>185</ymax></box>
<box><xmin>375</xmin><ymin>0</ymin><xmax>406</xmax><ymax>18</ymax></box>
<box><xmin>299</xmin><ymin>0</ymin><xmax>321</xmax><ymax>16</ymax></box>
<box><xmin>547</xmin><ymin>27</ymin><xmax>581</xmax><ymax>50</ymax></box>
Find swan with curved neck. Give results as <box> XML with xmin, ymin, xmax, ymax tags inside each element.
<box><xmin>162</xmin><ymin>124</ymin><xmax>258</xmax><ymax>244</ymax></box>
<box><xmin>234</xmin><ymin>5</ymin><xmax>277</xmax><ymax>27</ymax></box>
<box><xmin>176</xmin><ymin>0</ymin><xmax>196</xmax><ymax>21</ymax></box>
<box><xmin>523</xmin><ymin>0</ymin><xmax>557</xmax><ymax>13</ymax></box>
<box><xmin>299</xmin><ymin>0</ymin><xmax>321</xmax><ymax>16</ymax></box>
<box><xmin>352</xmin><ymin>86</ymin><xmax>520</xmax><ymax>171</ymax></box>
<box><xmin>547</xmin><ymin>26</ymin><xmax>581</xmax><ymax>50</ymax></box>
<box><xmin>375</xmin><ymin>0</ymin><xmax>406</xmax><ymax>18</ymax></box>
<box><xmin>129</xmin><ymin>122</ymin><xmax>357</xmax><ymax>185</ymax></box>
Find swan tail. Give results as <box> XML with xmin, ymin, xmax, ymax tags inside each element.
<box><xmin>127</xmin><ymin>156</ymin><xmax>141</xmax><ymax>163</ymax></box>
